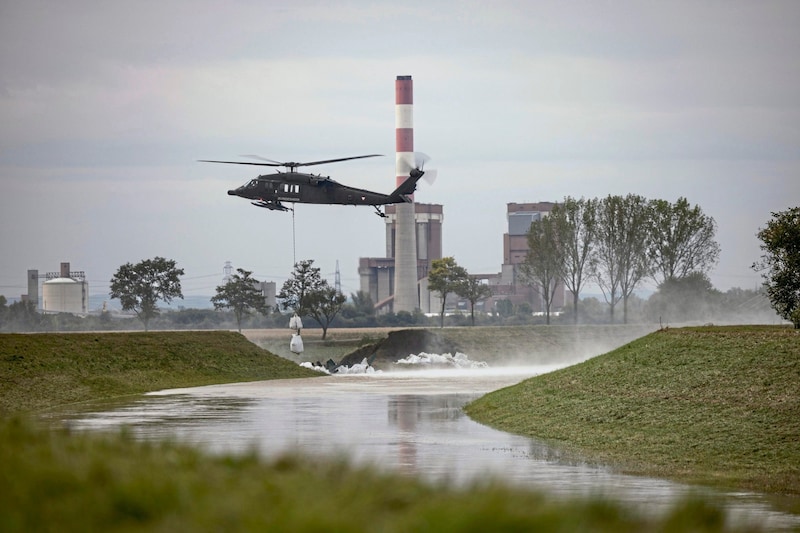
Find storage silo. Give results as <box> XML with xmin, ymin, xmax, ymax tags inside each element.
<box><xmin>42</xmin><ymin>262</ymin><xmax>89</xmax><ymax>314</ymax></box>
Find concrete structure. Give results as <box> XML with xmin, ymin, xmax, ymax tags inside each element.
<box><xmin>501</xmin><ymin>202</ymin><xmax>558</xmax><ymax>286</ymax></box>
<box><xmin>360</xmin><ymin>203</ymin><xmax>443</xmax><ymax>313</ymax></box>
<box><xmin>42</xmin><ymin>262</ymin><xmax>88</xmax><ymax>314</ymax></box>
<box><xmin>258</xmin><ymin>281</ymin><xmax>277</xmax><ymax>310</ymax></box>
<box><xmin>392</xmin><ymin>75</ymin><xmax>418</xmax><ymax>313</ymax></box>
<box><xmin>22</xmin><ymin>269</ymin><xmax>39</xmax><ymax>306</ymax></box>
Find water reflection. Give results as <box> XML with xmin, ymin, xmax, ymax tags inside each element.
<box><xmin>60</xmin><ymin>369</ymin><xmax>799</xmax><ymax>530</ymax></box>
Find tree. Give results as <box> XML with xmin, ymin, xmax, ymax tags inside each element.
<box><xmin>304</xmin><ymin>285</ymin><xmax>347</xmax><ymax>340</ymax></box>
<box><xmin>278</xmin><ymin>260</ymin><xmax>325</xmax><ymax>317</ymax></box>
<box><xmin>550</xmin><ymin>197</ymin><xmax>597</xmax><ymax>324</ymax></box>
<box><xmin>753</xmin><ymin>207</ymin><xmax>800</xmax><ymax>328</ymax></box>
<box><xmin>1</xmin><ymin>298</ymin><xmax>41</xmax><ymax>332</ymax></box>
<box><xmin>592</xmin><ymin>195</ymin><xmax>652</xmax><ymax>324</ymax></box>
<box><xmin>211</xmin><ymin>268</ymin><xmax>268</xmax><ymax>332</ymax></box>
<box><xmin>0</xmin><ymin>295</ymin><xmax>6</xmax><ymax>330</ymax></box>
<box><xmin>648</xmin><ymin>197</ymin><xmax>720</xmax><ymax>285</ymax></box>
<box><xmin>520</xmin><ymin>213</ymin><xmax>564</xmax><ymax>325</ymax></box>
<box><xmin>350</xmin><ymin>290</ymin><xmax>376</xmax><ymax>317</ymax></box>
<box><xmin>645</xmin><ymin>271</ymin><xmax>719</xmax><ymax>325</ymax></box>
<box><xmin>340</xmin><ymin>291</ymin><xmax>377</xmax><ymax>326</ymax></box>
<box><xmin>592</xmin><ymin>196</ymin><xmax>625</xmax><ymax>323</ymax></box>
<box><xmin>616</xmin><ymin>194</ymin><xmax>653</xmax><ymax>324</ymax></box>
<box><xmin>456</xmin><ymin>276</ymin><xmax>492</xmax><ymax>326</ymax></box>
<box><xmin>278</xmin><ymin>259</ymin><xmax>345</xmax><ymax>339</ymax></box>
<box><xmin>109</xmin><ymin>257</ymin><xmax>184</xmax><ymax>331</ymax></box>
<box><xmin>495</xmin><ymin>299</ymin><xmax>513</xmax><ymax>322</ymax></box>
<box><xmin>428</xmin><ymin>257</ymin><xmax>468</xmax><ymax>328</ymax></box>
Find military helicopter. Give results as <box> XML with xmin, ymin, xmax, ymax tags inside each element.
<box><xmin>199</xmin><ymin>153</ymin><xmax>434</xmax><ymax>217</ymax></box>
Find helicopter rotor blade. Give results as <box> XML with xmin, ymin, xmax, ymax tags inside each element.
<box><xmin>396</xmin><ymin>153</ymin><xmax>414</xmax><ymax>175</ymax></box>
<box><xmin>422</xmin><ymin>168</ymin><xmax>437</xmax><ymax>185</ymax></box>
<box><xmin>300</xmin><ymin>154</ymin><xmax>383</xmax><ymax>167</ymax></box>
<box><xmin>199</xmin><ymin>154</ymin><xmax>383</xmax><ymax>170</ymax></box>
<box><xmin>240</xmin><ymin>154</ymin><xmax>284</xmax><ymax>165</ymax></box>
<box><xmin>414</xmin><ymin>152</ymin><xmax>431</xmax><ymax>170</ymax></box>
<box><xmin>198</xmin><ymin>159</ymin><xmax>283</xmax><ymax>167</ymax></box>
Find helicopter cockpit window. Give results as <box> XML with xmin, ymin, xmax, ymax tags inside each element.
<box><xmin>249</xmin><ymin>179</ymin><xmax>258</xmax><ymax>187</ymax></box>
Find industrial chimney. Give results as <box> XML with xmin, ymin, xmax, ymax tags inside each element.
<box><xmin>392</xmin><ymin>75</ymin><xmax>418</xmax><ymax>313</ymax></box>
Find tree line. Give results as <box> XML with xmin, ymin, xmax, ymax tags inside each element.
<box><xmin>520</xmin><ymin>195</ymin><xmax>722</xmax><ymax>324</ymax></box>
<box><xmin>1</xmin><ymin>205</ymin><xmax>797</xmax><ymax>332</ymax></box>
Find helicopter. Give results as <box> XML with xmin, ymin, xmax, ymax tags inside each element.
<box><xmin>199</xmin><ymin>153</ymin><xmax>435</xmax><ymax>217</ymax></box>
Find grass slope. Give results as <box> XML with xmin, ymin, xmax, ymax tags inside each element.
<box><xmin>0</xmin><ymin>331</ymin><xmax>318</xmax><ymax>414</ymax></box>
<box><xmin>465</xmin><ymin>326</ymin><xmax>800</xmax><ymax>495</ymax></box>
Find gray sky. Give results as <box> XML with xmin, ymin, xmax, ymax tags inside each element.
<box><xmin>1</xmin><ymin>0</ymin><xmax>798</xmax><ymax>305</ymax></box>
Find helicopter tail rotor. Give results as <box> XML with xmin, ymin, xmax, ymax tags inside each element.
<box><xmin>397</xmin><ymin>152</ymin><xmax>437</xmax><ymax>185</ymax></box>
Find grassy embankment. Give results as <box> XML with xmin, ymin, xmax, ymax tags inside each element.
<box><xmin>466</xmin><ymin>325</ymin><xmax>800</xmax><ymax>496</ymax></box>
<box><xmin>0</xmin><ymin>331</ymin><xmax>318</xmax><ymax>414</ymax></box>
<box><xmin>0</xmin><ymin>328</ymin><xmax>790</xmax><ymax>531</ymax></box>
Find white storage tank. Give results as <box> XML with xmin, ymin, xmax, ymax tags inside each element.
<box><xmin>43</xmin><ymin>277</ymin><xmax>88</xmax><ymax>314</ymax></box>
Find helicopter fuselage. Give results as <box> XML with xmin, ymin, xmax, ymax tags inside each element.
<box><xmin>227</xmin><ymin>171</ymin><xmax>416</xmax><ymax>212</ymax></box>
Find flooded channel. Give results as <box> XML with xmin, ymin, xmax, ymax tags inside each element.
<box><xmin>60</xmin><ymin>366</ymin><xmax>799</xmax><ymax>530</ymax></box>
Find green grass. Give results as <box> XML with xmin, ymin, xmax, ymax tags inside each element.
<box><xmin>0</xmin><ymin>416</ymin><xmax>754</xmax><ymax>532</ymax></box>
<box><xmin>465</xmin><ymin>325</ymin><xmax>800</xmax><ymax>495</ymax></box>
<box><xmin>0</xmin><ymin>331</ymin><xmax>319</xmax><ymax>414</ymax></box>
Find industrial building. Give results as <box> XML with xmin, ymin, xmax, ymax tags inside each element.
<box><xmin>359</xmin><ymin>203</ymin><xmax>443</xmax><ymax>313</ymax></box>
<box><xmin>359</xmin><ymin>201</ymin><xmax>566</xmax><ymax>317</ymax></box>
<box><xmin>24</xmin><ymin>262</ymin><xmax>90</xmax><ymax>315</ymax></box>
<box><xmin>480</xmin><ymin>202</ymin><xmax>566</xmax><ymax>314</ymax></box>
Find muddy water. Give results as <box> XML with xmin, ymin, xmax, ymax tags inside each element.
<box><xmin>61</xmin><ymin>366</ymin><xmax>798</xmax><ymax>530</ymax></box>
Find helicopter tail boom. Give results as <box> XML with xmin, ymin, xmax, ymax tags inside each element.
<box><xmin>387</xmin><ymin>168</ymin><xmax>425</xmax><ymax>204</ymax></box>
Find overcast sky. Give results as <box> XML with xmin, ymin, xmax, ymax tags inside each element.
<box><xmin>1</xmin><ymin>0</ymin><xmax>798</xmax><ymax>306</ymax></box>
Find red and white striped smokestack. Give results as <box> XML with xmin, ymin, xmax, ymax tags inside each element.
<box><xmin>393</xmin><ymin>75</ymin><xmax>418</xmax><ymax>313</ymax></box>
<box><xmin>395</xmin><ymin>75</ymin><xmax>413</xmax><ymax>191</ymax></box>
